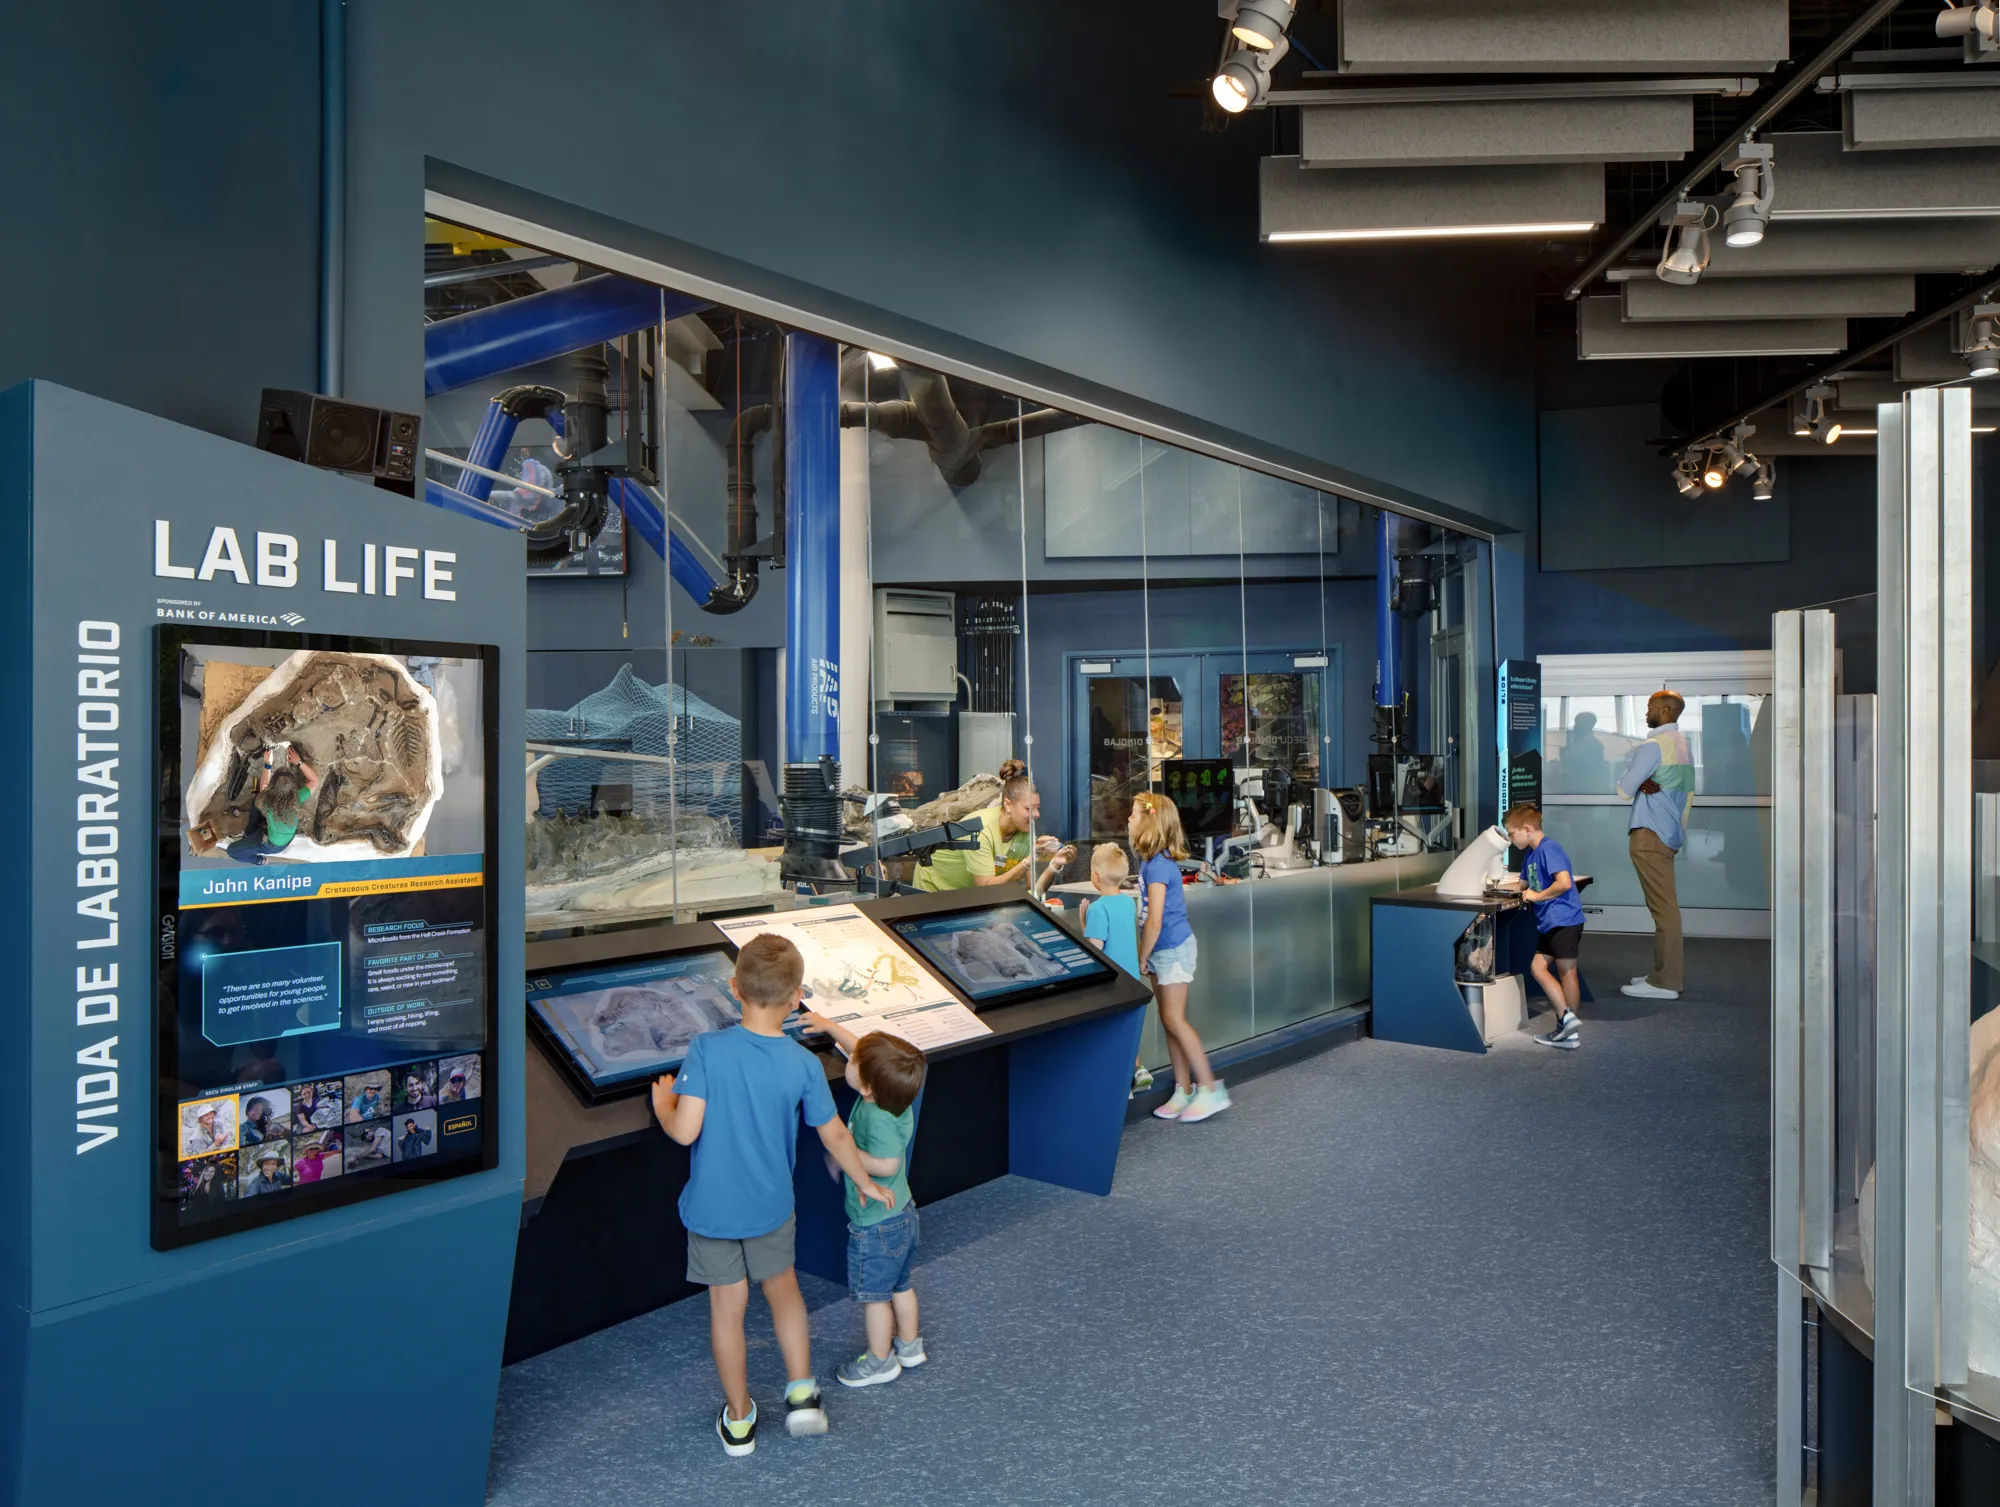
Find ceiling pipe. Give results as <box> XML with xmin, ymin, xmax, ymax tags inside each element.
<box><xmin>1564</xmin><ymin>0</ymin><xmax>1908</xmax><ymax>302</ymax></box>
<box><xmin>423</xmin><ymin>274</ymin><xmax>707</xmax><ymax>395</ymax></box>
<box><xmin>318</xmin><ymin>0</ymin><xmax>345</xmax><ymax>396</ymax></box>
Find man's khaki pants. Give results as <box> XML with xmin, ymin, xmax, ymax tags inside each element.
<box><xmin>1628</xmin><ymin>827</ymin><xmax>1683</xmax><ymax>993</ymax></box>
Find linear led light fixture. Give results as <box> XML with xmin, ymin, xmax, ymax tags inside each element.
<box><xmin>1267</xmin><ymin>220</ymin><xmax>1597</xmax><ymax>243</ymax></box>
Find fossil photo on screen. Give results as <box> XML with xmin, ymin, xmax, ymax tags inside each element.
<box><xmin>183</xmin><ymin>651</ymin><xmax>444</xmax><ymax>864</ymax></box>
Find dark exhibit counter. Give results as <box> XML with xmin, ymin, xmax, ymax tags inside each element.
<box><xmin>1369</xmin><ymin>885</ymin><xmax>1594</xmax><ymax>1054</ymax></box>
<box><xmin>506</xmin><ymin>887</ymin><xmax>1154</xmax><ymax>1362</ymax></box>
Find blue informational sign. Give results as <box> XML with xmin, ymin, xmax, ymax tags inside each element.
<box><xmin>1498</xmin><ymin>658</ymin><xmax>1543</xmax><ymax>815</ymax></box>
<box><xmin>0</xmin><ymin>382</ymin><xmax>526</xmax><ymax>1505</ymax></box>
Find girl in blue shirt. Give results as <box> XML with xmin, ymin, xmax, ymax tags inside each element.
<box><xmin>1129</xmin><ymin>793</ymin><xmax>1229</xmax><ymax>1122</ymax></box>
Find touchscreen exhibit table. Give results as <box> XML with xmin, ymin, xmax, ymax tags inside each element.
<box><xmin>1369</xmin><ymin>884</ymin><xmax>1595</xmax><ymax>1055</ymax></box>
<box><xmin>509</xmin><ymin>887</ymin><xmax>1153</xmax><ymax>1360</ymax></box>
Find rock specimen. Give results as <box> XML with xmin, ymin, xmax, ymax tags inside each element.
<box><xmin>187</xmin><ymin>652</ymin><xmax>443</xmax><ymax>861</ymax></box>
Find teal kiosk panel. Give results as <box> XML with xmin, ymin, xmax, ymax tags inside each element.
<box><xmin>0</xmin><ymin>383</ymin><xmax>526</xmax><ymax>1506</ymax></box>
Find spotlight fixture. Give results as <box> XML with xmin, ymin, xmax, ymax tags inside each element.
<box><xmin>1803</xmin><ymin>384</ymin><xmax>1841</xmax><ymax>444</ymax></box>
<box><xmin>1673</xmin><ymin>453</ymin><xmax>1704</xmax><ymax>497</ymax></box>
<box><xmin>1701</xmin><ymin>451</ymin><xmax>1727</xmax><ymax>489</ymax></box>
<box><xmin>1721</xmin><ymin>140</ymin><xmax>1775</xmax><ymax>249</ymax></box>
<box><xmin>1752</xmin><ymin>461</ymin><xmax>1776</xmax><ymax>503</ymax></box>
<box><xmin>1656</xmin><ymin>199</ymin><xmax>1714</xmax><ymax>287</ymax></box>
<box><xmin>1938</xmin><ymin>1</ymin><xmax>2000</xmax><ymax>58</ymax></box>
<box><xmin>1213</xmin><ymin>36</ymin><xmax>1287</xmax><ymax>113</ymax></box>
<box><xmin>1225</xmin><ymin>0</ymin><xmax>1295</xmax><ymax>51</ymax></box>
<box><xmin>865</xmin><ymin>351</ymin><xmax>898</xmax><ymax>373</ymax></box>
<box><xmin>1723</xmin><ymin>424</ymin><xmax>1759</xmax><ymax>478</ymax></box>
<box><xmin>1958</xmin><ymin>301</ymin><xmax>2000</xmax><ymax>379</ymax></box>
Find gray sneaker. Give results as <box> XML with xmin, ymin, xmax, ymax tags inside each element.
<box><xmin>836</xmin><ymin>1350</ymin><xmax>902</xmax><ymax>1388</ymax></box>
<box><xmin>893</xmin><ymin>1335</ymin><xmax>927</xmax><ymax>1369</ymax></box>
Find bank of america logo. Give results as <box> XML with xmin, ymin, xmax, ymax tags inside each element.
<box><xmin>280</xmin><ymin>612</ymin><xmax>306</xmax><ymax>626</ymax></box>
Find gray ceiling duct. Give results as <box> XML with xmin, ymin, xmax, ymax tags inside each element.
<box><xmin>1299</xmin><ymin>96</ymin><xmax>1691</xmax><ymax>169</ymax></box>
<box><xmin>1771</xmin><ymin>130</ymin><xmax>2000</xmax><ymax>220</ymax></box>
<box><xmin>1838</xmin><ymin>375</ymin><xmax>2000</xmax><ymax>411</ymax></box>
<box><xmin>1621</xmin><ymin>273</ymin><xmax>1914</xmax><ymax>322</ymax></box>
<box><xmin>1892</xmin><ymin>321</ymin><xmax>1972</xmax><ymax>383</ymax></box>
<box><xmin>1841</xmin><ymin>77</ymin><xmax>2000</xmax><ymax>151</ymax></box>
<box><xmin>1604</xmin><ymin>217</ymin><xmax>2000</xmax><ymax>279</ymax></box>
<box><xmin>1259</xmin><ymin>155</ymin><xmax>1601</xmax><ymax>241</ymax></box>
<box><xmin>1335</xmin><ymin>0</ymin><xmax>1789</xmax><ymax>74</ymax></box>
<box><xmin>1577</xmin><ymin>297</ymin><xmax>1845</xmax><ymax>359</ymax></box>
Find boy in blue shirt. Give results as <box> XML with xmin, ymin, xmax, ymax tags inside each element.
<box><xmin>652</xmin><ymin>933</ymin><xmax>896</xmax><ymax>1457</ymax></box>
<box><xmin>1502</xmin><ymin>804</ymin><xmax>1586</xmax><ymax>1051</ymax></box>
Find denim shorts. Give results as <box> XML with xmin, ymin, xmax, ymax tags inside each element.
<box><xmin>1149</xmin><ymin>935</ymin><xmax>1199</xmax><ymax>986</ymax></box>
<box><xmin>847</xmin><ymin>1206</ymin><xmax>919</xmax><ymax>1303</ymax></box>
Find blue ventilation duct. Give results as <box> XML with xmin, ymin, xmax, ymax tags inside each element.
<box><xmin>423</xmin><ymin>478</ymin><xmax>532</xmax><ymax>531</ymax></box>
<box><xmin>1375</xmin><ymin>510</ymin><xmax>1400</xmax><ymax>711</ymax></box>
<box><xmin>783</xmin><ymin>332</ymin><xmax>841</xmax><ymax>766</ymax></box>
<box><xmin>610</xmin><ymin>476</ymin><xmax>722</xmax><ymax>604</ymax></box>
<box><xmin>424</xmin><ymin>275</ymin><xmax>707</xmax><ymax>395</ymax></box>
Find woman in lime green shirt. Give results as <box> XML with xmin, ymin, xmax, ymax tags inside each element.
<box><xmin>913</xmin><ymin>764</ymin><xmax>1072</xmax><ymax>894</ymax></box>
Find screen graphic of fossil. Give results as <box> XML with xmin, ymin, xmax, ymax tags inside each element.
<box><xmin>185</xmin><ymin>652</ymin><xmax>444</xmax><ymax>863</ymax></box>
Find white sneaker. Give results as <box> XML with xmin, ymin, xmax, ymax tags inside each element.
<box><xmin>1152</xmin><ymin>1086</ymin><xmax>1194</xmax><ymax>1120</ymax></box>
<box><xmin>1621</xmin><ymin>980</ymin><xmax>1679</xmax><ymax>1000</ymax></box>
<box><xmin>1176</xmin><ymin>1082</ymin><xmax>1232</xmax><ymax>1123</ymax></box>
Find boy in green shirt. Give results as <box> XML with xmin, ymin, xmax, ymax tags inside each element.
<box><xmin>799</xmin><ymin>1010</ymin><xmax>929</xmax><ymax>1387</ymax></box>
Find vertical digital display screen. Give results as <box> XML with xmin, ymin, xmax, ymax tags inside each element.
<box><xmin>153</xmin><ymin>628</ymin><xmax>500</xmax><ymax>1249</ymax></box>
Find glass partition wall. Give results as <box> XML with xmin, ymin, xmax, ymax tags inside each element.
<box><xmin>1773</xmin><ymin>389</ymin><xmax>2000</xmax><ymax>1506</ymax></box>
<box><xmin>423</xmin><ymin>211</ymin><xmax>1487</xmax><ymax>1063</ymax></box>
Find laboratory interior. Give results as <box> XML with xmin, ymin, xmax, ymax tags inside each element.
<box><xmin>3</xmin><ymin>3</ymin><xmax>1999</xmax><ymax>1505</ymax></box>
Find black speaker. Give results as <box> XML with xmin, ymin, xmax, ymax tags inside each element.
<box><xmin>257</xmin><ymin>388</ymin><xmax>419</xmax><ymax>492</ymax></box>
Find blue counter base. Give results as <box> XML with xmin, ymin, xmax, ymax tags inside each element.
<box><xmin>5</xmin><ymin>1183</ymin><xmax>520</xmax><ymax>1507</ymax></box>
<box><xmin>792</xmin><ymin>1003</ymin><xmax>1145</xmax><ymax>1284</ymax></box>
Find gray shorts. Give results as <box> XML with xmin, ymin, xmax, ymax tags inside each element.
<box><xmin>686</xmin><ymin>1211</ymin><xmax>796</xmax><ymax>1286</ymax></box>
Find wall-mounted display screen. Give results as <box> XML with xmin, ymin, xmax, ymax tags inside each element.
<box><xmin>1162</xmin><ymin>758</ymin><xmax>1236</xmax><ymax>842</ymax></box>
<box><xmin>527</xmin><ymin>948</ymin><xmax>741</xmax><ymax>1104</ymax></box>
<box><xmin>887</xmin><ymin>902</ymin><xmax>1113</xmax><ymax>1008</ymax></box>
<box><xmin>154</xmin><ymin>628</ymin><xmax>500</xmax><ymax>1249</ymax></box>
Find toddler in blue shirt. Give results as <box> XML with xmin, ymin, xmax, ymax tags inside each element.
<box><xmin>1080</xmin><ymin>844</ymin><xmax>1152</xmax><ymax>1094</ymax></box>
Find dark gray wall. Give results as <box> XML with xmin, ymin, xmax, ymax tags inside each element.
<box><xmin>1527</xmin><ymin>451</ymin><xmax>1879</xmax><ymax>662</ymax></box>
<box><xmin>0</xmin><ymin>4</ymin><xmax>320</xmax><ymax>437</ymax></box>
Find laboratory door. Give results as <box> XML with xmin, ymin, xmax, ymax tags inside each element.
<box><xmin>1071</xmin><ymin>656</ymin><xmax>1205</xmax><ymax>844</ymax></box>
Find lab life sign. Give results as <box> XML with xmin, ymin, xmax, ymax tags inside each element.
<box><xmin>153</xmin><ymin>519</ymin><xmax>461</xmax><ymax>603</ymax></box>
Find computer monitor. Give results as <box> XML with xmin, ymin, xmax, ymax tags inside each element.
<box><xmin>1161</xmin><ymin>758</ymin><xmax>1235</xmax><ymax>842</ymax></box>
<box><xmin>886</xmin><ymin>901</ymin><xmax>1115</xmax><ymax>1009</ymax></box>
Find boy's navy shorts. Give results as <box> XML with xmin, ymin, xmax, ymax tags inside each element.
<box><xmin>1536</xmin><ymin>923</ymin><xmax>1584</xmax><ymax>961</ymax></box>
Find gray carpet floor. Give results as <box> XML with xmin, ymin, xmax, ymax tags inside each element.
<box><xmin>488</xmin><ymin>934</ymin><xmax>1772</xmax><ymax>1506</ymax></box>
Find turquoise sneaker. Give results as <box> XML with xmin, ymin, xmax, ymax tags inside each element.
<box><xmin>1152</xmin><ymin>1085</ymin><xmax>1194</xmax><ymax>1120</ymax></box>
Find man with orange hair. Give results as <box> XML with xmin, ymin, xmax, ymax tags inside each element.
<box><xmin>1619</xmin><ymin>690</ymin><xmax>1694</xmax><ymax>1000</ymax></box>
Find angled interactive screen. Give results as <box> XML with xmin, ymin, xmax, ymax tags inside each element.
<box><xmin>887</xmin><ymin>901</ymin><xmax>1114</xmax><ymax>1008</ymax></box>
<box><xmin>154</xmin><ymin>627</ymin><xmax>500</xmax><ymax>1249</ymax></box>
<box><xmin>527</xmin><ymin>948</ymin><xmax>741</xmax><ymax>1104</ymax></box>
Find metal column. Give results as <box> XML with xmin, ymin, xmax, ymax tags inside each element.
<box><xmin>1871</xmin><ymin>387</ymin><xmax>1974</xmax><ymax>1505</ymax></box>
<box><xmin>1771</xmin><ymin>607</ymin><xmax>1806</xmax><ymax>1507</ymax></box>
